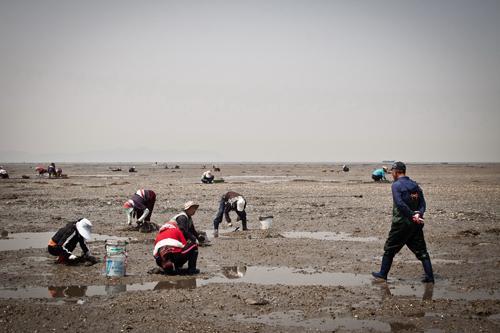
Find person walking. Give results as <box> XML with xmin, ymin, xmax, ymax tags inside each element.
<box><xmin>372</xmin><ymin>162</ymin><xmax>434</xmax><ymax>283</ymax></box>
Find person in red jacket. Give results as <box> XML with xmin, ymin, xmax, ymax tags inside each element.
<box><xmin>123</xmin><ymin>189</ymin><xmax>156</xmax><ymax>228</ymax></box>
<box><xmin>153</xmin><ymin>205</ymin><xmax>200</xmax><ymax>275</ymax></box>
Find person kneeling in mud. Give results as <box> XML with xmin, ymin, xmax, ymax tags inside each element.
<box><xmin>153</xmin><ymin>203</ymin><xmax>202</xmax><ymax>275</ymax></box>
<box><xmin>48</xmin><ymin>218</ymin><xmax>98</xmax><ymax>265</ymax></box>
<box><xmin>201</xmin><ymin>170</ymin><xmax>215</xmax><ymax>184</ymax></box>
<box><xmin>213</xmin><ymin>191</ymin><xmax>248</xmax><ymax>238</ymax></box>
<box><xmin>123</xmin><ymin>189</ymin><xmax>157</xmax><ymax>231</ymax></box>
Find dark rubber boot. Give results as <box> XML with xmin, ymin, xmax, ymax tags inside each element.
<box><xmin>372</xmin><ymin>255</ymin><xmax>393</xmax><ymax>280</ymax></box>
<box><xmin>187</xmin><ymin>250</ymin><xmax>200</xmax><ymax>275</ymax></box>
<box><xmin>421</xmin><ymin>259</ymin><xmax>434</xmax><ymax>283</ymax></box>
<box><xmin>242</xmin><ymin>221</ymin><xmax>248</xmax><ymax>231</ymax></box>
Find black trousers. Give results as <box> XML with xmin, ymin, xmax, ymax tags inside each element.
<box><xmin>383</xmin><ymin>222</ymin><xmax>430</xmax><ymax>261</ymax></box>
<box><xmin>155</xmin><ymin>245</ymin><xmax>198</xmax><ymax>271</ymax></box>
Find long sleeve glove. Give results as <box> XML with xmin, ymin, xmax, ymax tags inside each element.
<box><xmin>137</xmin><ymin>208</ymin><xmax>150</xmax><ymax>223</ymax></box>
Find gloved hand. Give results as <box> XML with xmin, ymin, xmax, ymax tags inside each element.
<box><xmin>68</xmin><ymin>254</ymin><xmax>78</xmax><ymax>260</ymax></box>
<box><xmin>412</xmin><ymin>213</ymin><xmax>424</xmax><ymax>224</ymax></box>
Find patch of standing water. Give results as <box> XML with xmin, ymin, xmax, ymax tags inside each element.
<box><xmin>388</xmin><ymin>282</ymin><xmax>500</xmax><ymax>301</ymax></box>
<box><xmin>1</xmin><ymin>266</ymin><xmax>499</xmax><ymax>301</ymax></box>
<box><xmin>203</xmin><ymin>266</ymin><xmax>373</xmax><ymax>287</ymax></box>
<box><xmin>223</xmin><ymin>175</ymin><xmax>301</xmax><ymax>183</ymax></box>
<box><xmin>233</xmin><ymin>310</ymin><xmax>391</xmax><ymax>332</ymax></box>
<box><xmin>0</xmin><ymin>279</ymin><xmax>197</xmax><ymax>299</ymax></box>
<box><xmin>282</xmin><ymin>231</ymin><xmax>378</xmax><ymax>242</ymax></box>
<box><xmin>0</xmin><ymin>232</ymin><xmax>135</xmax><ymax>251</ymax></box>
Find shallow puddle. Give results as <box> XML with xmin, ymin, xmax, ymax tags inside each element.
<box><xmin>281</xmin><ymin>231</ymin><xmax>378</xmax><ymax>242</ymax></box>
<box><xmin>0</xmin><ymin>232</ymin><xmax>134</xmax><ymax>251</ymax></box>
<box><xmin>234</xmin><ymin>310</ymin><xmax>391</xmax><ymax>332</ymax></box>
<box><xmin>388</xmin><ymin>282</ymin><xmax>500</xmax><ymax>301</ymax></box>
<box><xmin>202</xmin><ymin>266</ymin><xmax>373</xmax><ymax>287</ymax></box>
<box><xmin>223</xmin><ymin>175</ymin><xmax>300</xmax><ymax>183</ymax></box>
<box><xmin>0</xmin><ymin>279</ymin><xmax>197</xmax><ymax>299</ymax></box>
<box><xmin>1</xmin><ymin>265</ymin><xmax>499</xmax><ymax>302</ymax></box>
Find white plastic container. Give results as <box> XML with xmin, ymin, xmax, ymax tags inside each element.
<box><xmin>105</xmin><ymin>255</ymin><xmax>126</xmax><ymax>277</ymax></box>
<box><xmin>259</xmin><ymin>216</ymin><xmax>274</xmax><ymax>230</ymax></box>
<box><xmin>105</xmin><ymin>240</ymin><xmax>128</xmax><ymax>277</ymax></box>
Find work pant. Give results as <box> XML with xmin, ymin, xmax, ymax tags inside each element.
<box><xmin>213</xmin><ymin>197</ymin><xmax>247</xmax><ymax>230</ymax></box>
<box><xmin>202</xmin><ymin>176</ymin><xmax>214</xmax><ymax>184</ymax></box>
<box><xmin>372</xmin><ymin>174</ymin><xmax>383</xmax><ymax>181</ymax></box>
<box><xmin>383</xmin><ymin>222</ymin><xmax>430</xmax><ymax>261</ymax></box>
<box><xmin>155</xmin><ymin>243</ymin><xmax>198</xmax><ymax>271</ymax></box>
<box><xmin>48</xmin><ymin>245</ymin><xmax>75</xmax><ymax>263</ymax></box>
<box><xmin>213</xmin><ymin>197</ymin><xmax>227</xmax><ymax>230</ymax></box>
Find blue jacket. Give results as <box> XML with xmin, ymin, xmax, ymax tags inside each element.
<box><xmin>391</xmin><ymin>176</ymin><xmax>426</xmax><ymax>224</ymax></box>
<box><xmin>372</xmin><ymin>168</ymin><xmax>386</xmax><ymax>179</ymax></box>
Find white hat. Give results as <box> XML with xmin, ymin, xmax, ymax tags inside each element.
<box><xmin>76</xmin><ymin>218</ymin><xmax>92</xmax><ymax>240</ymax></box>
<box><xmin>236</xmin><ymin>197</ymin><xmax>246</xmax><ymax>212</ymax></box>
<box><xmin>183</xmin><ymin>201</ymin><xmax>199</xmax><ymax>211</ymax></box>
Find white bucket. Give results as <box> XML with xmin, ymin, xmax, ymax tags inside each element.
<box><xmin>105</xmin><ymin>240</ymin><xmax>128</xmax><ymax>277</ymax></box>
<box><xmin>105</xmin><ymin>255</ymin><xmax>126</xmax><ymax>277</ymax></box>
<box><xmin>259</xmin><ymin>216</ymin><xmax>273</xmax><ymax>230</ymax></box>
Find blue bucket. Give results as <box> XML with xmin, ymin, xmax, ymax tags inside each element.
<box><xmin>105</xmin><ymin>255</ymin><xmax>126</xmax><ymax>277</ymax></box>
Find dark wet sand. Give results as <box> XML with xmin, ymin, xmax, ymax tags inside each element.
<box><xmin>0</xmin><ymin>163</ymin><xmax>499</xmax><ymax>332</ymax></box>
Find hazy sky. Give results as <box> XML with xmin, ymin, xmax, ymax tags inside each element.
<box><xmin>1</xmin><ymin>0</ymin><xmax>499</xmax><ymax>162</ymax></box>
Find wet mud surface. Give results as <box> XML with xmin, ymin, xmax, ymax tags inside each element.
<box><xmin>0</xmin><ymin>163</ymin><xmax>499</xmax><ymax>332</ymax></box>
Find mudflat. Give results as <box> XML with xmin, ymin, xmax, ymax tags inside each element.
<box><xmin>0</xmin><ymin>163</ymin><xmax>499</xmax><ymax>332</ymax></box>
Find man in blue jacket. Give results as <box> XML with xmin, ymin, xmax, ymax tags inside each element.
<box><xmin>372</xmin><ymin>161</ymin><xmax>434</xmax><ymax>283</ymax></box>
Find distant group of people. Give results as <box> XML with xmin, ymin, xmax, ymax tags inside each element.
<box><xmin>36</xmin><ymin>163</ymin><xmax>63</xmax><ymax>178</ymax></box>
<box><xmin>45</xmin><ymin>161</ymin><xmax>433</xmax><ymax>284</ymax></box>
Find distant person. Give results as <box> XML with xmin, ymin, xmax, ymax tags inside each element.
<box><xmin>35</xmin><ymin>166</ymin><xmax>47</xmax><ymax>176</ymax></box>
<box><xmin>201</xmin><ymin>170</ymin><xmax>215</xmax><ymax>184</ymax></box>
<box><xmin>48</xmin><ymin>218</ymin><xmax>98</xmax><ymax>265</ymax></box>
<box><xmin>0</xmin><ymin>166</ymin><xmax>8</xmax><ymax>179</ymax></box>
<box><xmin>129</xmin><ymin>166</ymin><xmax>137</xmax><ymax>173</ymax></box>
<box><xmin>47</xmin><ymin>163</ymin><xmax>57</xmax><ymax>178</ymax></box>
<box><xmin>152</xmin><ymin>201</ymin><xmax>202</xmax><ymax>275</ymax></box>
<box><xmin>55</xmin><ymin>168</ymin><xmax>63</xmax><ymax>178</ymax></box>
<box><xmin>372</xmin><ymin>166</ymin><xmax>388</xmax><ymax>181</ymax></box>
<box><xmin>123</xmin><ymin>189</ymin><xmax>157</xmax><ymax>228</ymax></box>
<box><xmin>372</xmin><ymin>162</ymin><xmax>434</xmax><ymax>283</ymax></box>
<box><xmin>342</xmin><ymin>165</ymin><xmax>349</xmax><ymax>172</ymax></box>
<box><xmin>213</xmin><ymin>191</ymin><xmax>248</xmax><ymax>237</ymax></box>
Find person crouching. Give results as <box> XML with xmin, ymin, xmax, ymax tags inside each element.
<box><xmin>48</xmin><ymin>218</ymin><xmax>98</xmax><ymax>265</ymax></box>
<box><xmin>153</xmin><ymin>219</ymin><xmax>200</xmax><ymax>275</ymax></box>
<box><xmin>123</xmin><ymin>189</ymin><xmax>156</xmax><ymax>229</ymax></box>
<box><xmin>201</xmin><ymin>170</ymin><xmax>215</xmax><ymax>184</ymax></box>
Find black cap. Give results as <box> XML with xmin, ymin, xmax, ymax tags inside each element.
<box><xmin>391</xmin><ymin>161</ymin><xmax>406</xmax><ymax>172</ymax></box>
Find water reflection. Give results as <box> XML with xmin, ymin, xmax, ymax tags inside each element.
<box><xmin>153</xmin><ymin>279</ymin><xmax>197</xmax><ymax>290</ymax></box>
<box><xmin>48</xmin><ymin>285</ymin><xmax>87</xmax><ymax>298</ymax></box>
<box><xmin>377</xmin><ymin>282</ymin><xmax>435</xmax><ymax>301</ymax></box>
<box><xmin>221</xmin><ymin>266</ymin><xmax>247</xmax><ymax>279</ymax></box>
